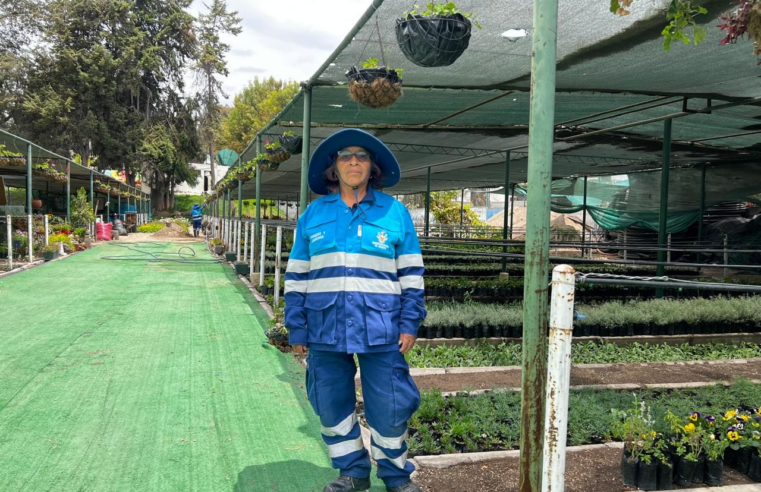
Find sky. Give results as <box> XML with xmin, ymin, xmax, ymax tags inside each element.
<box><xmin>188</xmin><ymin>0</ymin><xmax>371</xmax><ymax>105</ymax></box>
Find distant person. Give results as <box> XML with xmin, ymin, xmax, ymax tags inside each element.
<box><xmin>191</xmin><ymin>203</ymin><xmax>203</xmax><ymax>237</ymax></box>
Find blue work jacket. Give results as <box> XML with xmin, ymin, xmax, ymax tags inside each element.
<box><xmin>284</xmin><ymin>188</ymin><xmax>427</xmax><ymax>354</ymax></box>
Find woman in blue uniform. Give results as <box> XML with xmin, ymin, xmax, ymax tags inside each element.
<box><xmin>285</xmin><ymin>129</ymin><xmax>427</xmax><ymax>492</ymax></box>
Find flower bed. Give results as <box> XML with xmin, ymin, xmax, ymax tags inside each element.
<box><xmin>406</xmin><ymin>380</ymin><xmax>761</xmax><ymax>456</ymax></box>
<box><xmin>406</xmin><ymin>341</ymin><xmax>761</xmax><ymax>368</ymax></box>
<box><xmin>420</xmin><ymin>297</ymin><xmax>761</xmax><ymax>339</ymax></box>
<box><xmin>424</xmin><ymin>262</ymin><xmax>698</xmax><ymax>278</ymax></box>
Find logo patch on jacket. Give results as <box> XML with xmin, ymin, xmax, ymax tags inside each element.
<box><xmin>372</xmin><ymin>230</ymin><xmax>390</xmax><ymax>251</ymax></box>
<box><xmin>310</xmin><ymin>231</ymin><xmax>325</xmax><ymax>243</ymax></box>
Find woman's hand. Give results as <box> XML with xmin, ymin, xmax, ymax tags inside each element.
<box><xmin>292</xmin><ymin>344</ymin><xmax>308</xmax><ymax>357</ymax></box>
<box><xmin>398</xmin><ymin>334</ymin><xmax>417</xmax><ymax>354</ymax></box>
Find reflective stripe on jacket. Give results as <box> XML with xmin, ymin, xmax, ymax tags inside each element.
<box><xmin>284</xmin><ymin>188</ymin><xmax>427</xmax><ymax>353</ymax></box>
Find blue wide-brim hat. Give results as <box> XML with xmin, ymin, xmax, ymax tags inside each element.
<box><xmin>308</xmin><ymin>128</ymin><xmax>400</xmax><ymax>195</ymax></box>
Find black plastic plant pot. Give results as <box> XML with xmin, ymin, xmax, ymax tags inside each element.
<box><xmin>417</xmin><ymin>325</ymin><xmax>428</xmax><ymax>339</ymax></box>
<box><xmin>637</xmin><ymin>460</ymin><xmax>657</xmax><ymax>490</ymax></box>
<box><xmin>674</xmin><ymin>458</ymin><xmax>698</xmax><ymax>486</ymax></box>
<box><xmin>692</xmin><ymin>454</ymin><xmax>705</xmax><ymax>484</ymax></box>
<box><xmin>464</xmin><ymin>326</ymin><xmax>475</xmax><ymax>339</ymax></box>
<box><xmin>346</xmin><ymin>67</ymin><xmax>403</xmax><ymax>109</ymax></box>
<box><xmin>444</xmin><ymin>325</ymin><xmax>454</xmax><ymax>339</ymax></box>
<box><xmin>705</xmin><ymin>458</ymin><xmax>724</xmax><ymax>486</ymax></box>
<box><xmin>454</xmin><ymin>325</ymin><xmax>463</xmax><ymax>338</ymax></box>
<box><xmin>737</xmin><ymin>447</ymin><xmax>752</xmax><ymax>474</ymax></box>
<box><xmin>234</xmin><ymin>261</ymin><xmax>249</xmax><ymax>275</ymax></box>
<box><xmin>657</xmin><ymin>461</ymin><xmax>674</xmax><ymax>490</ymax></box>
<box><xmin>395</xmin><ymin>14</ymin><xmax>472</xmax><ymax>67</ymax></box>
<box><xmin>261</xmin><ymin>286</ymin><xmax>269</xmax><ymax>296</ymax></box>
<box><xmin>43</xmin><ymin>251</ymin><xmax>57</xmax><ymax>262</ymax></box>
<box><xmin>224</xmin><ymin>251</ymin><xmax>236</xmax><ymax>262</ymax></box>
<box><xmin>278</xmin><ymin>134</ymin><xmax>303</xmax><ymax>155</ymax></box>
<box><xmin>748</xmin><ymin>453</ymin><xmax>761</xmax><ymax>482</ymax></box>
<box><xmin>621</xmin><ymin>448</ymin><xmax>638</xmax><ymax>487</ymax></box>
<box><xmin>724</xmin><ymin>447</ymin><xmax>737</xmax><ymax>468</ymax></box>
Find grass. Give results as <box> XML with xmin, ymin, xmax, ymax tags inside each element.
<box><xmin>172</xmin><ymin>194</ymin><xmax>205</xmax><ymax>213</ymax></box>
<box><xmin>408</xmin><ymin>379</ymin><xmax>761</xmax><ymax>455</ymax></box>
<box><xmin>407</xmin><ymin>341</ymin><xmax>761</xmax><ymax>368</ymax></box>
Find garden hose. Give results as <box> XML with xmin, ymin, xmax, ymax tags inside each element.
<box><xmin>99</xmin><ymin>242</ymin><xmax>223</xmax><ymax>264</ymax></box>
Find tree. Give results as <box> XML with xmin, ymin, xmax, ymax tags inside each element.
<box><xmin>193</xmin><ymin>0</ymin><xmax>242</xmax><ymax>187</ymax></box>
<box><xmin>431</xmin><ymin>190</ymin><xmax>484</xmax><ymax>226</ymax></box>
<box><xmin>217</xmin><ymin>77</ymin><xmax>300</xmax><ymax>154</ymax></box>
<box><xmin>70</xmin><ymin>187</ymin><xmax>95</xmax><ymax>228</ymax></box>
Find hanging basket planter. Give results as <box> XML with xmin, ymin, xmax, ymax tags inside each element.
<box><xmin>346</xmin><ymin>66</ymin><xmax>403</xmax><ymax>109</ymax></box>
<box><xmin>278</xmin><ymin>134</ymin><xmax>303</xmax><ymax>155</ymax></box>
<box><xmin>265</xmin><ymin>148</ymin><xmax>291</xmax><ymax>164</ymax></box>
<box><xmin>395</xmin><ymin>13</ymin><xmax>472</xmax><ymax>67</ymax></box>
<box><xmin>257</xmin><ymin>159</ymin><xmax>280</xmax><ymax>172</ymax></box>
<box><xmin>0</xmin><ymin>155</ymin><xmax>25</xmax><ymax>167</ymax></box>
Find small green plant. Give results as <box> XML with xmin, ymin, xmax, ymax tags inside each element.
<box><xmin>264</xmin><ymin>140</ymin><xmax>282</xmax><ymax>151</ymax></box>
<box><xmin>42</xmin><ymin>244</ymin><xmax>59</xmax><ymax>254</ymax></box>
<box><xmin>661</xmin><ymin>0</ymin><xmax>708</xmax><ymax>51</ymax></box>
<box><xmin>404</xmin><ymin>2</ymin><xmax>482</xmax><ymax>28</ymax></box>
<box><xmin>210</xmin><ymin>238</ymin><xmax>223</xmax><ymax>246</ymax></box>
<box><xmin>361</xmin><ymin>57</ymin><xmax>405</xmax><ymax>78</ymax></box>
<box><xmin>48</xmin><ymin>233</ymin><xmax>74</xmax><ymax>250</ymax></box>
<box><xmin>70</xmin><ymin>188</ymin><xmax>96</xmax><ymax>228</ymax></box>
<box><xmin>612</xmin><ymin>396</ymin><xmax>667</xmax><ymax>464</ymax></box>
<box><xmin>136</xmin><ymin>222</ymin><xmax>166</xmax><ymax>233</ymax></box>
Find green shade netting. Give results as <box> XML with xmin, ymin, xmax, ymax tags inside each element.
<box><xmin>514</xmin><ymin>164</ymin><xmax>761</xmax><ymax>233</ymax></box>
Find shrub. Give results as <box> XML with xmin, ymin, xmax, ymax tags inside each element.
<box><xmin>137</xmin><ymin>222</ymin><xmax>166</xmax><ymax>233</ymax></box>
<box><xmin>48</xmin><ymin>233</ymin><xmax>74</xmax><ymax>250</ymax></box>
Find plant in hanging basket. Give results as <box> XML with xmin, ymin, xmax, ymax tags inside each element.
<box><xmin>719</xmin><ymin>0</ymin><xmax>761</xmax><ymax>61</ymax></box>
<box><xmin>278</xmin><ymin>131</ymin><xmax>303</xmax><ymax>155</ymax></box>
<box><xmin>264</xmin><ymin>140</ymin><xmax>291</xmax><ymax>164</ymax></box>
<box><xmin>256</xmin><ymin>153</ymin><xmax>279</xmax><ymax>172</ymax></box>
<box><xmin>396</xmin><ymin>2</ymin><xmax>480</xmax><ymax>67</ymax></box>
<box><xmin>346</xmin><ymin>59</ymin><xmax>404</xmax><ymax>109</ymax></box>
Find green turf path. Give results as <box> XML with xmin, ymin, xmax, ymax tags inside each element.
<box><xmin>0</xmin><ymin>242</ymin><xmax>386</xmax><ymax>491</ymax></box>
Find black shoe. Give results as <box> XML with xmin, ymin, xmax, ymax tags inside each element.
<box><xmin>386</xmin><ymin>481</ymin><xmax>423</xmax><ymax>492</ymax></box>
<box><xmin>323</xmin><ymin>476</ymin><xmax>371</xmax><ymax>492</ymax></box>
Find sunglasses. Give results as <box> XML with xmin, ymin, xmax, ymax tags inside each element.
<box><xmin>336</xmin><ymin>150</ymin><xmax>371</xmax><ymax>163</ymax></box>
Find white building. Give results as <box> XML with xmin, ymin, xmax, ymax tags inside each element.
<box><xmin>174</xmin><ymin>160</ymin><xmax>231</xmax><ymax>195</ymax></box>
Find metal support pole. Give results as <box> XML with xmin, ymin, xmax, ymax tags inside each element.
<box><xmin>623</xmin><ymin>230</ymin><xmax>628</xmax><ymax>261</ymax></box>
<box><xmin>44</xmin><ymin>215</ymin><xmax>49</xmax><ymax>246</ymax></box>
<box><xmin>724</xmin><ymin>235</ymin><xmax>729</xmax><ymax>279</ymax></box>
<box><xmin>27</xmin><ymin>214</ymin><xmax>33</xmax><ymax>261</ymax></box>
<box><xmin>698</xmin><ymin>165</ymin><xmax>707</xmax><ymax>267</ymax></box>
<box><xmin>250</xmin><ymin>220</ymin><xmax>256</xmax><ymax>277</ymax></box>
<box><xmin>6</xmin><ymin>215</ymin><xmax>12</xmax><ymax>270</ymax></box>
<box><xmin>520</xmin><ymin>0</ymin><xmax>559</xmax><ymax>485</ymax></box>
<box><xmin>542</xmin><ymin>265</ymin><xmax>576</xmax><ymax>492</ymax></box>
<box><xmin>424</xmin><ymin>167</ymin><xmax>431</xmax><ymax>237</ymax></box>
<box><xmin>274</xmin><ymin>226</ymin><xmax>283</xmax><ymax>307</ymax></box>
<box><xmin>667</xmin><ymin>234</ymin><xmax>672</xmax><ymax>263</ymax></box>
<box><xmin>460</xmin><ymin>189</ymin><xmax>465</xmax><ymax>228</ymax></box>
<box><xmin>259</xmin><ymin>224</ymin><xmax>267</xmax><ymax>288</ymax></box>
<box><xmin>581</xmin><ymin>177</ymin><xmax>588</xmax><ymax>258</ymax></box>
<box><xmin>656</xmin><ymin>119</ymin><xmax>672</xmax><ymax>298</ymax></box>
<box><xmin>148</xmin><ymin>197</ymin><xmax>152</xmax><ymax>221</ymax></box>
<box><xmin>236</xmin><ymin>219</ymin><xmax>241</xmax><ymax>261</ymax></box>
<box><xmin>66</xmin><ymin>165</ymin><xmax>71</xmax><ymax>223</ymax></box>
<box><xmin>256</xmin><ymin>138</ymin><xmax>263</xmax><ymax>234</ymax></box>
<box><xmin>238</xmin><ymin>180</ymin><xmax>243</xmax><ymax>219</ymax></box>
<box><xmin>300</xmin><ymin>85</ymin><xmax>312</xmax><ymax>213</ymax></box>
<box><xmin>502</xmin><ymin>152</ymin><xmax>511</xmax><ymax>272</ymax></box>
<box><xmin>117</xmin><ymin>187</ymin><xmax>121</xmax><ymax>221</ymax></box>
<box><xmin>510</xmin><ymin>184</ymin><xmax>516</xmax><ymax>240</ymax></box>
<box><xmin>26</xmin><ymin>144</ymin><xmax>32</xmax><ymax>215</ymax></box>
<box><xmin>90</xmin><ymin>170</ymin><xmax>94</xmax><ymax>212</ymax></box>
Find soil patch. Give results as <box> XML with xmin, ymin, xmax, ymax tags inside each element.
<box><xmin>151</xmin><ymin>223</ymin><xmax>191</xmax><ymax>239</ymax></box>
<box><xmin>414</xmin><ymin>445</ymin><xmax>755</xmax><ymax>492</ymax></box>
<box><xmin>356</xmin><ymin>359</ymin><xmax>761</xmax><ymax>394</ymax></box>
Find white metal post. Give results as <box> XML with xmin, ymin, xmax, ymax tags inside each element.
<box><xmin>259</xmin><ymin>224</ymin><xmax>267</xmax><ymax>287</ymax></box>
<box><xmin>274</xmin><ymin>226</ymin><xmax>283</xmax><ymax>307</ymax></box>
<box><xmin>44</xmin><ymin>215</ymin><xmax>49</xmax><ymax>246</ymax></box>
<box><xmin>542</xmin><ymin>265</ymin><xmax>577</xmax><ymax>492</ymax></box>
<box><xmin>243</xmin><ymin>222</ymin><xmax>249</xmax><ymax>263</ymax></box>
<box><xmin>27</xmin><ymin>214</ymin><xmax>33</xmax><ymax>262</ymax></box>
<box><xmin>6</xmin><ymin>215</ymin><xmax>12</xmax><ymax>270</ymax></box>
<box><xmin>667</xmin><ymin>233</ymin><xmax>672</xmax><ymax>263</ymax></box>
<box><xmin>249</xmin><ymin>221</ymin><xmax>256</xmax><ymax>277</ymax></box>
<box><xmin>622</xmin><ymin>230</ymin><xmax>627</xmax><ymax>261</ymax></box>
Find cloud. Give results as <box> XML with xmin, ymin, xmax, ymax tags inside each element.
<box><xmin>237</xmin><ymin>66</ymin><xmax>266</xmax><ymax>74</ymax></box>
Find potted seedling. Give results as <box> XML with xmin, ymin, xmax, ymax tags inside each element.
<box><xmin>396</xmin><ymin>2</ymin><xmax>480</xmax><ymax>67</ymax></box>
<box><xmin>42</xmin><ymin>244</ymin><xmax>59</xmax><ymax>262</ymax></box>
<box><xmin>210</xmin><ymin>238</ymin><xmax>225</xmax><ymax>255</ymax></box>
<box><xmin>278</xmin><ymin>131</ymin><xmax>303</xmax><ymax>155</ymax></box>
<box><xmin>264</xmin><ymin>140</ymin><xmax>291</xmax><ymax>164</ymax></box>
<box><xmin>345</xmin><ymin>57</ymin><xmax>404</xmax><ymax>109</ymax></box>
<box><xmin>0</xmin><ymin>146</ymin><xmax>25</xmax><ymax>166</ymax></box>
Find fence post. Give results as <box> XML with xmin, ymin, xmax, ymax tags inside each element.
<box><xmin>6</xmin><ymin>215</ymin><xmax>12</xmax><ymax>270</ymax></box>
<box><xmin>667</xmin><ymin>234</ymin><xmax>672</xmax><ymax>264</ymax></box>
<box><xmin>274</xmin><ymin>226</ymin><xmax>283</xmax><ymax>308</ymax></box>
<box><xmin>622</xmin><ymin>230</ymin><xmax>627</xmax><ymax>261</ymax></box>
<box><xmin>243</xmin><ymin>222</ymin><xmax>249</xmax><ymax>263</ymax></box>
<box><xmin>542</xmin><ymin>265</ymin><xmax>576</xmax><ymax>492</ymax></box>
<box><xmin>236</xmin><ymin>220</ymin><xmax>241</xmax><ymax>261</ymax></box>
<box><xmin>44</xmin><ymin>215</ymin><xmax>49</xmax><ymax>246</ymax></box>
<box><xmin>259</xmin><ymin>224</ymin><xmax>267</xmax><ymax>288</ymax></box>
<box><xmin>250</xmin><ymin>221</ymin><xmax>256</xmax><ymax>277</ymax></box>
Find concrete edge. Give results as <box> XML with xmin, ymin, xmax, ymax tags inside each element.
<box><xmin>417</xmin><ymin>333</ymin><xmax>761</xmax><ymax>348</ymax></box>
<box><xmin>408</xmin><ymin>358</ymin><xmax>760</xmax><ymax>377</ymax></box>
<box><xmin>413</xmin><ymin>442</ymin><xmax>622</xmax><ymax>469</ymax></box>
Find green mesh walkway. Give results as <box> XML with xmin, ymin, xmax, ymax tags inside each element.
<box><xmin>0</xmin><ymin>242</ymin><xmax>385</xmax><ymax>491</ymax></box>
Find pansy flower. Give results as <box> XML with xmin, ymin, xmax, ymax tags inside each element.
<box><xmin>689</xmin><ymin>412</ymin><xmax>701</xmax><ymax>422</ymax></box>
<box><xmin>728</xmin><ymin>430</ymin><xmax>741</xmax><ymax>441</ymax></box>
<box><xmin>684</xmin><ymin>423</ymin><xmax>696</xmax><ymax>433</ymax></box>
<box><xmin>705</xmin><ymin>416</ymin><xmax>716</xmax><ymax>425</ymax></box>
<box><xmin>724</xmin><ymin>410</ymin><xmax>738</xmax><ymax>421</ymax></box>
<box><xmin>742</xmin><ymin>414</ymin><xmax>751</xmax><ymax>422</ymax></box>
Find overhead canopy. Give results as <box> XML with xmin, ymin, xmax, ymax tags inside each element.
<box><xmin>223</xmin><ymin>0</ymin><xmax>761</xmax><ymax>201</ymax></box>
<box><xmin>0</xmin><ymin>129</ymin><xmax>146</xmax><ymax>197</ymax></box>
